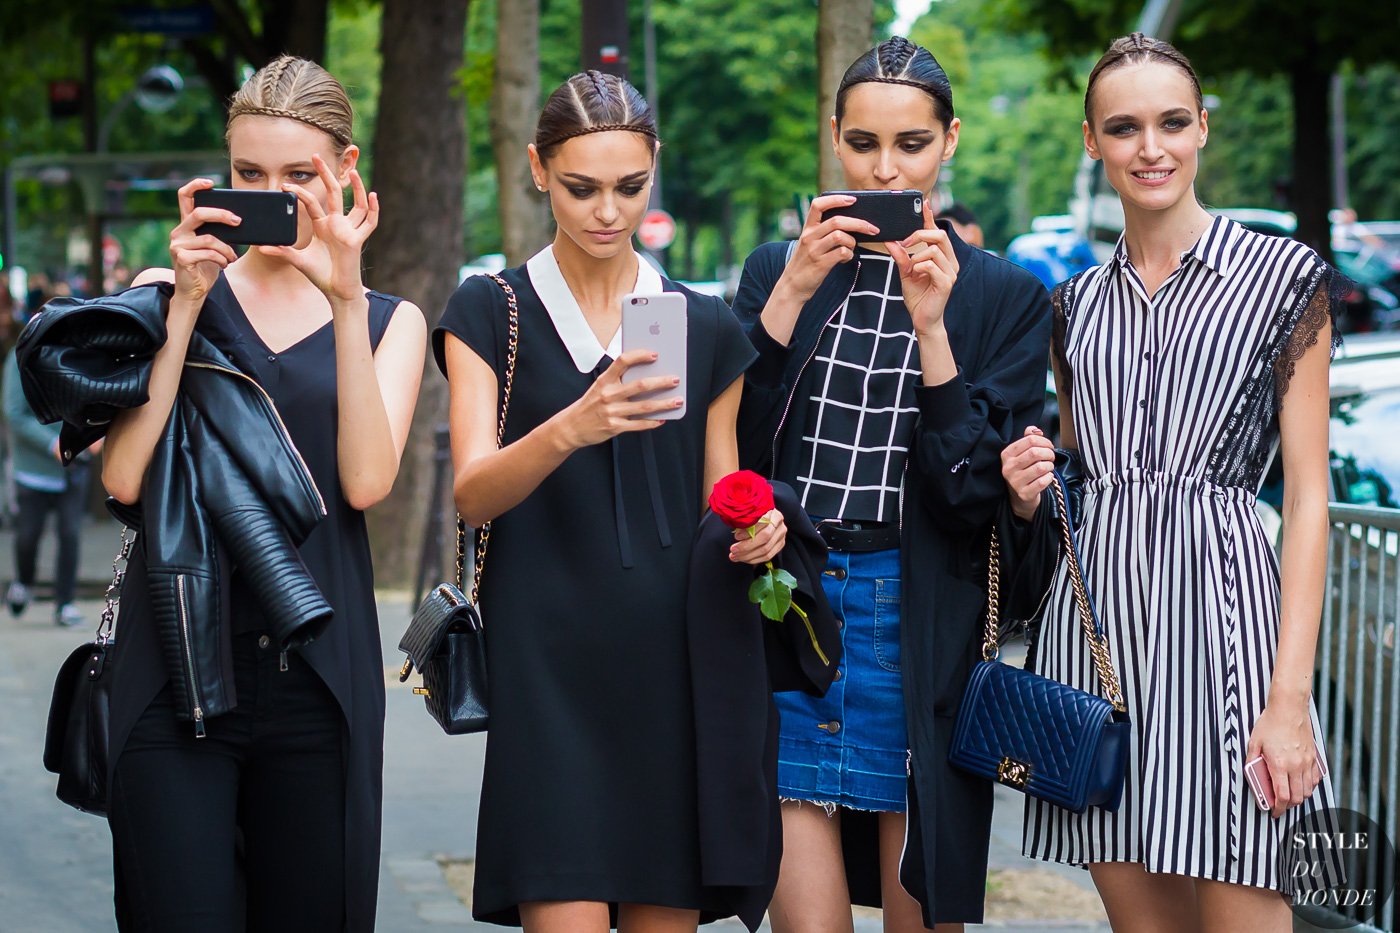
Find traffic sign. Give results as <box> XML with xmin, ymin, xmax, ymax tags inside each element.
<box><xmin>638</xmin><ymin>209</ymin><xmax>676</xmax><ymax>251</ymax></box>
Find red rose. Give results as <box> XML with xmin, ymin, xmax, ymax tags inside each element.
<box><xmin>708</xmin><ymin>470</ymin><xmax>776</xmax><ymax>529</ymax></box>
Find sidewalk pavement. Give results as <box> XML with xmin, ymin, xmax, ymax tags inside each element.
<box><xmin>0</xmin><ymin>517</ymin><xmax>1108</xmax><ymax>932</ymax></box>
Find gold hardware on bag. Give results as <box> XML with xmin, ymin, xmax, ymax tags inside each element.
<box><xmin>399</xmin><ymin>659</ymin><xmax>413</xmax><ymax>681</ymax></box>
<box><xmin>997</xmin><ymin>757</ymin><xmax>1030</xmax><ymax>788</ymax></box>
<box><xmin>413</xmin><ymin>687</ymin><xmax>432</xmax><ymax>697</ymax></box>
<box><xmin>436</xmin><ymin>584</ymin><xmax>463</xmax><ymax>607</ymax></box>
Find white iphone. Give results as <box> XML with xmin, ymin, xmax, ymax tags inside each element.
<box><xmin>620</xmin><ymin>291</ymin><xmax>688</xmax><ymax>420</ymax></box>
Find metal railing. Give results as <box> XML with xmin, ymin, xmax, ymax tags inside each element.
<box><xmin>1310</xmin><ymin>503</ymin><xmax>1400</xmax><ymax>932</ymax></box>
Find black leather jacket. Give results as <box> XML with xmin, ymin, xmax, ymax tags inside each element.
<box><xmin>16</xmin><ymin>283</ymin><xmax>331</xmax><ymax>732</ymax></box>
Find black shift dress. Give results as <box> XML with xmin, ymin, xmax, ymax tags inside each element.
<box><xmin>105</xmin><ymin>273</ymin><xmax>406</xmax><ymax>932</ymax></box>
<box><xmin>433</xmin><ymin>251</ymin><xmax>756</xmax><ymax>926</ymax></box>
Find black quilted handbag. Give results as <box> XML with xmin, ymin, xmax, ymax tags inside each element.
<box><xmin>43</xmin><ymin>526</ymin><xmax>134</xmax><ymax>815</ymax></box>
<box><xmin>949</xmin><ymin>472</ymin><xmax>1131</xmax><ymax>813</ymax></box>
<box><xmin>397</xmin><ymin>273</ymin><xmax>518</xmax><ymax>735</ymax></box>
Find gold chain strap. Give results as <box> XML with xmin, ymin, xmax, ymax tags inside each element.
<box><xmin>96</xmin><ymin>526</ymin><xmax>134</xmax><ymax>645</ymax></box>
<box><xmin>983</xmin><ymin>477</ymin><xmax>1126</xmax><ymax>713</ymax></box>
<box><xmin>465</xmin><ymin>273</ymin><xmax>520</xmax><ymax>604</ymax></box>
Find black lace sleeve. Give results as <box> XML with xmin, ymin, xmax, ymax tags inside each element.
<box><xmin>1274</xmin><ymin>261</ymin><xmax>1347</xmax><ymax>398</ymax></box>
<box><xmin>1050</xmin><ymin>272</ymin><xmax>1083</xmax><ymax>403</ymax></box>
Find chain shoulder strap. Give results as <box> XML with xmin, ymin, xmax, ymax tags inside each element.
<box><xmin>983</xmin><ymin>474</ymin><xmax>1125</xmax><ymax>713</ymax></box>
<box><xmin>458</xmin><ymin>273</ymin><xmax>519</xmax><ymax>604</ymax></box>
<box><xmin>96</xmin><ymin>526</ymin><xmax>135</xmax><ymax>645</ymax></box>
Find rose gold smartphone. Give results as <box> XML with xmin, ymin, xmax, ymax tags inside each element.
<box><xmin>620</xmin><ymin>292</ymin><xmax>687</xmax><ymax>420</ymax></box>
<box><xmin>1245</xmin><ymin>755</ymin><xmax>1276</xmax><ymax>811</ymax></box>
<box><xmin>1246</xmin><ymin>750</ymin><xmax>1328</xmax><ymax>811</ymax></box>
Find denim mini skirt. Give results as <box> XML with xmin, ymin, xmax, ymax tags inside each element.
<box><xmin>774</xmin><ymin>547</ymin><xmax>908</xmax><ymax>812</ymax></box>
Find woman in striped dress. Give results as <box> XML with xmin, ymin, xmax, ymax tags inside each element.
<box><xmin>1000</xmin><ymin>34</ymin><xmax>1341</xmax><ymax>931</ymax></box>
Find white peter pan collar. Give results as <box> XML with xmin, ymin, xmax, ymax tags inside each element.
<box><xmin>526</xmin><ymin>245</ymin><xmax>666</xmax><ymax>373</ymax></box>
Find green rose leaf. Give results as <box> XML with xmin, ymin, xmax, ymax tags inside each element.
<box><xmin>764</xmin><ymin>574</ymin><xmax>794</xmax><ymax>621</ymax></box>
<box><xmin>749</xmin><ymin>573</ymin><xmax>774</xmax><ymax>609</ymax></box>
<box><xmin>773</xmin><ymin>568</ymin><xmax>797</xmax><ymax>589</ymax></box>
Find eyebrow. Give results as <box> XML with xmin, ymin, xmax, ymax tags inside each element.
<box><xmin>232</xmin><ymin>159</ymin><xmax>317</xmax><ymax>171</ymax></box>
<box><xmin>842</xmin><ymin>128</ymin><xmax>937</xmax><ymax>140</ymax></box>
<box><xmin>1101</xmin><ymin>107</ymin><xmax>1194</xmax><ymax>124</ymax></box>
<box><xmin>560</xmin><ymin>171</ymin><xmax>650</xmax><ymax>185</ymax></box>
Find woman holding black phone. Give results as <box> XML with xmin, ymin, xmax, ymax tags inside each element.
<box><xmin>733</xmin><ymin>37</ymin><xmax>1052</xmax><ymax>931</ymax></box>
<box><xmin>99</xmin><ymin>56</ymin><xmax>425</xmax><ymax>931</ymax></box>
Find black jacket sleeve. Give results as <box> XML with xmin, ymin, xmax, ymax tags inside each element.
<box><xmin>733</xmin><ymin>244</ymin><xmax>798</xmax><ymax>473</ymax></box>
<box><xmin>910</xmin><ymin>266</ymin><xmax>1052</xmax><ymax>534</ymax></box>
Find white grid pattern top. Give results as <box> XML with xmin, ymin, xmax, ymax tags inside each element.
<box><xmin>796</xmin><ymin>250</ymin><xmax>921</xmax><ymax>522</ymax></box>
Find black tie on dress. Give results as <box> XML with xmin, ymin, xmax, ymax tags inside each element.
<box><xmin>594</xmin><ymin>355</ymin><xmax>672</xmax><ymax>569</ymax></box>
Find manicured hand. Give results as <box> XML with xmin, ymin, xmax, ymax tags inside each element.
<box><xmin>261</xmin><ymin>154</ymin><xmax>379</xmax><ymax>304</ymax></box>
<box><xmin>887</xmin><ymin>196</ymin><xmax>958</xmax><ymax>336</ymax></box>
<box><xmin>555</xmin><ymin>349</ymin><xmax>682</xmax><ymax>448</ymax></box>
<box><xmin>730</xmin><ymin>509</ymin><xmax>786</xmax><ymax>564</ymax></box>
<box><xmin>169</xmin><ymin>178</ymin><xmax>240</xmax><ymax>306</ymax></box>
<box><xmin>1248</xmin><ymin>700</ymin><xmax>1324</xmax><ymax>819</ymax></box>
<box><xmin>1001</xmin><ymin>425</ymin><xmax>1057</xmax><ymax>521</ymax></box>
<box><xmin>777</xmin><ymin>194</ymin><xmax>880</xmax><ymax>301</ymax></box>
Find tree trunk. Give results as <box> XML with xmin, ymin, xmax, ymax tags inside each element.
<box><xmin>279</xmin><ymin>0</ymin><xmax>329</xmax><ymax>63</ymax></box>
<box><xmin>1290</xmin><ymin>58</ymin><xmax>1334</xmax><ymax>263</ymax></box>
<box><xmin>492</xmin><ymin>0</ymin><xmax>552</xmax><ymax>266</ymax></box>
<box><xmin>363</xmin><ymin>0</ymin><xmax>470</xmax><ymax>588</ymax></box>
<box><xmin>817</xmin><ymin>0</ymin><xmax>873</xmax><ymax>192</ymax></box>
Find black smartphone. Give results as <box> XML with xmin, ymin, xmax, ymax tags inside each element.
<box><xmin>193</xmin><ymin>188</ymin><xmax>298</xmax><ymax>246</ymax></box>
<box><xmin>821</xmin><ymin>189</ymin><xmax>924</xmax><ymax>242</ymax></box>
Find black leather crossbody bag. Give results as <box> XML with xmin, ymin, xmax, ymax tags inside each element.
<box><xmin>398</xmin><ymin>274</ymin><xmax>518</xmax><ymax>735</ymax></box>
<box><xmin>43</xmin><ymin>526</ymin><xmax>135</xmax><ymax>814</ymax></box>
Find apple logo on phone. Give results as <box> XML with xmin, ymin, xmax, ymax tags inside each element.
<box><xmin>649</xmin><ymin>323</ymin><xmax>661</xmax><ymax>335</ymax></box>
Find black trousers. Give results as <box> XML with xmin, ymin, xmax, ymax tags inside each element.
<box><xmin>13</xmin><ymin>464</ymin><xmax>90</xmax><ymax>606</ymax></box>
<box><xmin>109</xmin><ymin>632</ymin><xmax>347</xmax><ymax>933</ymax></box>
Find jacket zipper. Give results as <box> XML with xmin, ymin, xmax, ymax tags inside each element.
<box><xmin>184</xmin><ymin>361</ymin><xmax>326</xmax><ymax>517</ymax></box>
<box><xmin>770</xmin><ymin>261</ymin><xmax>862</xmax><ymax>471</ymax></box>
<box><xmin>176</xmin><ymin>574</ymin><xmax>206</xmax><ymax>738</ymax></box>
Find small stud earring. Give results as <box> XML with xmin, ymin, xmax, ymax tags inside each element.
<box><xmin>537</xmin><ymin>185</ymin><xmax>548</xmax><ymax>193</ymax></box>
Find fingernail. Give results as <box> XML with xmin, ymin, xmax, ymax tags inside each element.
<box><xmin>671</xmin><ymin>377</ymin><xmax>681</xmax><ymax>386</ymax></box>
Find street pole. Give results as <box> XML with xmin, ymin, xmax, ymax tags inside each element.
<box><xmin>644</xmin><ymin>0</ymin><xmax>662</xmax><ymax>211</ymax></box>
<box><xmin>581</xmin><ymin>0</ymin><xmax>629</xmax><ymax>77</ymax></box>
<box><xmin>1330</xmin><ymin>72</ymin><xmax>1348</xmax><ymax>215</ymax></box>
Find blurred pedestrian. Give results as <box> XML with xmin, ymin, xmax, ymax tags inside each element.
<box><xmin>1001</xmin><ymin>33</ymin><xmax>1341</xmax><ymax>933</ymax></box>
<box><xmin>99</xmin><ymin>56</ymin><xmax>424</xmax><ymax>932</ymax></box>
<box><xmin>732</xmin><ymin>35</ymin><xmax>1051</xmax><ymax>933</ymax></box>
<box><xmin>937</xmin><ymin>203</ymin><xmax>984</xmax><ymax>249</ymax></box>
<box><xmin>2</xmin><ymin>341</ymin><xmax>97</xmax><ymax>625</ymax></box>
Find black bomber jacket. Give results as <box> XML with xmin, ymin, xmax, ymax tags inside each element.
<box><xmin>15</xmin><ymin>283</ymin><xmax>331</xmax><ymax>733</ymax></box>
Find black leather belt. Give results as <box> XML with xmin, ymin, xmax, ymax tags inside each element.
<box><xmin>814</xmin><ymin>519</ymin><xmax>900</xmax><ymax>552</ymax></box>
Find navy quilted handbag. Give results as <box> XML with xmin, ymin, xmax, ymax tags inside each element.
<box><xmin>950</xmin><ymin>472</ymin><xmax>1130</xmax><ymax>813</ymax></box>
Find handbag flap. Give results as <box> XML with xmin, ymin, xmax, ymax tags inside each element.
<box><xmin>950</xmin><ymin>660</ymin><xmax>1116</xmax><ymax>802</ymax></box>
<box><xmin>44</xmin><ymin>641</ymin><xmax>109</xmax><ymax>774</ymax></box>
<box><xmin>398</xmin><ymin>583</ymin><xmax>481</xmax><ymax>678</ymax></box>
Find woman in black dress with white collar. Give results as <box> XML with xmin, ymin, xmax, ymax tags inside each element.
<box><xmin>436</xmin><ymin>72</ymin><xmax>788</xmax><ymax>933</ymax></box>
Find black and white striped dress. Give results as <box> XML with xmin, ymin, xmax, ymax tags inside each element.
<box><xmin>1024</xmin><ymin>217</ymin><xmax>1342</xmax><ymax>893</ymax></box>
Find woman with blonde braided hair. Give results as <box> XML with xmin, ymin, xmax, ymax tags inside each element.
<box><xmin>101</xmin><ymin>55</ymin><xmax>425</xmax><ymax>931</ymax></box>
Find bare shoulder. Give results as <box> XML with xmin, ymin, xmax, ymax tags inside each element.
<box><xmin>131</xmin><ymin>268</ymin><xmax>175</xmax><ymax>286</ymax></box>
<box><xmin>385</xmin><ymin>299</ymin><xmax>428</xmax><ymax>338</ymax></box>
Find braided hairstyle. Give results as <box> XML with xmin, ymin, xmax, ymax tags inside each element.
<box><xmin>534</xmin><ymin>70</ymin><xmax>658</xmax><ymax>160</ymax></box>
<box><xmin>835</xmin><ymin>36</ymin><xmax>954</xmax><ymax>129</ymax></box>
<box><xmin>1084</xmin><ymin>33</ymin><xmax>1203</xmax><ymax>123</ymax></box>
<box><xmin>226</xmin><ymin>56</ymin><xmax>354</xmax><ymax>153</ymax></box>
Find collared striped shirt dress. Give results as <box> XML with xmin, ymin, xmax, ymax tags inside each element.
<box><xmin>1023</xmin><ymin>216</ymin><xmax>1343</xmax><ymax>893</ymax></box>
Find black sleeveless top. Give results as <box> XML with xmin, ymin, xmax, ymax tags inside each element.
<box><xmin>107</xmin><ymin>272</ymin><xmax>405</xmax><ymax>933</ymax></box>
